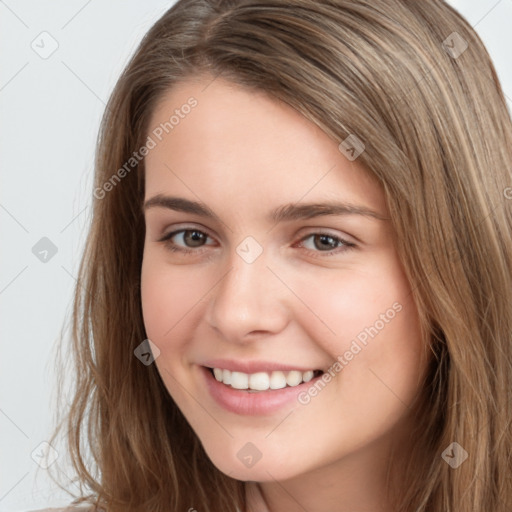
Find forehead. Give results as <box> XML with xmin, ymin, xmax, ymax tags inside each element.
<box><xmin>144</xmin><ymin>75</ymin><xmax>386</xmax><ymax>215</ymax></box>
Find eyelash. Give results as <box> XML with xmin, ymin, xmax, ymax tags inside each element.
<box><xmin>158</xmin><ymin>228</ymin><xmax>356</xmax><ymax>258</ymax></box>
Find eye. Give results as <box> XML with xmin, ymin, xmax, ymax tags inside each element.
<box><xmin>295</xmin><ymin>232</ymin><xmax>356</xmax><ymax>257</ymax></box>
<box><xmin>158</xmin><ymin>228</ymin><xmax>356</xmax><ymax>257</ymax></box>
<box><xmin>158</xmin><ymin>228</ymin><xmax>215</xmax><ymax>254</ymax></box>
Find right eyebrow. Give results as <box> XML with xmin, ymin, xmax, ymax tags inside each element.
<box><xmin>144</xmin><ymin>195</ymin><xmax>222</xmax><ymax>222</ymax></box>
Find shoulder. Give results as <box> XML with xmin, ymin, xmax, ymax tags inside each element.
<box><xmin>27</xmin><ymin>506</ymin><xmax>98</xmax><ymax>512</ymax></box>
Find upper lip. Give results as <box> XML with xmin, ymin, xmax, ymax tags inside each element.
<box><xmin>202</xmin><ymin>359</ymin><xmax>323</xmax><ymax>373</ymax></box>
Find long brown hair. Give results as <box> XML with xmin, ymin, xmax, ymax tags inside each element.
<box><xmin>48</xmin><ymin>1</ymin><xmax>512</xmax><ymax>510</ymax></box>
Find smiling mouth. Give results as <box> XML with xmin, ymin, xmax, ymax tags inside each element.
<box><xmin>206</xmin><ymin>367</ymin><xmax>324</xmax><ymax>392</ymax></box>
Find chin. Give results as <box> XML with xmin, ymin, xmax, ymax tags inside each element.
<box><xmin>203</xmin><ymin>442</ymin><xmax>305</xmax><ymax>482</ymax></box>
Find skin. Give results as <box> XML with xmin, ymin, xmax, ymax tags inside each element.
<box><xmin>140</xmin><ymin>73</ymin><xmax>429</xmax><ymax>512</ymax></box>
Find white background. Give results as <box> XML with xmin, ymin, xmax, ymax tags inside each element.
<box><xmin>1</xmin><ymin>1</ymin><xmax>511</xmax><ymax>511</ymax></box>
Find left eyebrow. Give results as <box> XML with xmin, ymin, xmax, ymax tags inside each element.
<box><xmin>269</xmin><ymin>201</ymin><xmax>388</xmax><ymax>222</ymax></box>
<box><xmin>143</xmin><ymin>194</ymin><xmax>388</xmax><ymax>222</ymax></box>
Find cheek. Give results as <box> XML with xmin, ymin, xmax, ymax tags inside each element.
<box><xmin>291</xmin><ymin>259</ymin><xmax>424</xmax><ymax>394</ymax></box>
<box><xmin>140</xmin><ymin>257</ymin><xmax>208</xmax><ymax>409</ymax></box>
<box><xmin>140</xmin><ymin>255</ymin><xmax>203</xmax><ymax>351</ymax></box>
<box><xmin>290</xmin><ymin>261</ymin><xmax>411</xmax><ymax>347</ymax></box>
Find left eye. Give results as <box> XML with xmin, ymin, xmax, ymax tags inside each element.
<box><xmin>297</xmin><ymin>233</ymin><xmax>355</xmax><ymax>253</ymax></box>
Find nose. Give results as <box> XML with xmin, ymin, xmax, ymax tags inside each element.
<box><xmin>205</xmin><ymin>243</ymin><xmax>290</xmax><ymax>344</ymax></box>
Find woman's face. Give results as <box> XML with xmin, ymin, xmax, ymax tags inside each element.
<box><xmin>141</xmin><ymin>74</ymin><xmax>427</xmax><ymax>483</ymax></box>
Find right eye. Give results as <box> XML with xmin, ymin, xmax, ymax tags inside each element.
<box><xmin>158</xmin><ymin>228</ymin><xmax>216</xmax><ymax>254</ymax></box>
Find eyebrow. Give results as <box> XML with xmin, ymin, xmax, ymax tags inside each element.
<box><xmin>143</xmin><ymin>194</ymin><xmax>388</xmax><ymax>222</ymax></box>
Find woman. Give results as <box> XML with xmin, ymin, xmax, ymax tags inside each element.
<box><xmin>39</xmin><ymin>0</ymin><xmax>512</xmax><ymax>511</ymax></box>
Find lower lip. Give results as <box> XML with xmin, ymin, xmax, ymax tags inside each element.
<box><xmin>200</xmin><ymin>365</ymin><xmax>323</xmax><ymax>416</ymax></box>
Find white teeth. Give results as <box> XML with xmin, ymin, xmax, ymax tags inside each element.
<box><xmin>269</xmin><ymin>371</ymin><xmax>287</xmax><ymax>389</ymax></box>
<box><xmin>302</xmin><ymin>370</ymin><xmax>314</xmax><ymax>382</ymax></box>
<box><xmin>286</xmin><ymin>370</ymin><xmax>302</xmax><ymax>387</ymax></box>
<box><xmin>230</xmin><ymin>371</ymin><xmax>249</xmax><ymax>389</ymax></box>
<box><xmin>249</xmin><ymin>372</ymin><xmax>270</xmax><ymax>391</ymax></box>
<box><xmin>210</xmin><ymin>368</ymin><xmax>319</xmax><ymax>391</ymax></box>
